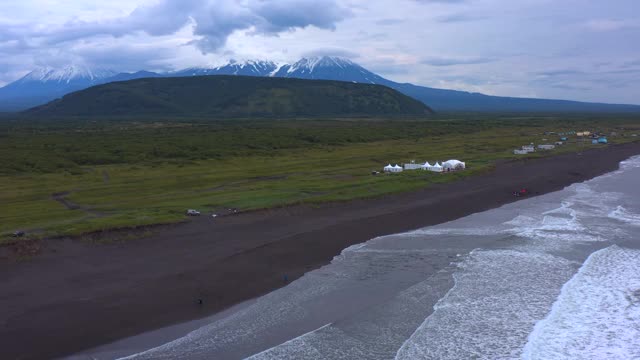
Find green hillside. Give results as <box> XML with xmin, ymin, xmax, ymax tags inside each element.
<box><xmin>26</xmin><ymin>75</ymin><xmax>433</xmax><ymax>118</ymax></box>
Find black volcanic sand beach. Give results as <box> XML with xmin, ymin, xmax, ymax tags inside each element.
<box><xmin>2</xmin><ymin>142</ymin><xmax>640</xmax><ymax>360</ymax></box>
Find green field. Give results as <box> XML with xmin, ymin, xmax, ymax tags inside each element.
<box><xmin>2</xmin><ymin>114</ymin><xmax>639</xmax><ymax>241</ymax></box>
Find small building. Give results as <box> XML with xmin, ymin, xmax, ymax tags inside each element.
<box><xmin>537</xmin><ymin>144</ymin><xmax>555</xmax><ymax>150</ymax></box>
<box><xmin>404</xmin><ymin>160</ymin><xmax>423</xmax><ymax>170</ymax></box>
<box><xmin>598</xmin><ymin>137</ymin><xmax>608</xmax><ymax>144</ymax></box>
<box><xmin>560</xmin><ymin>137</ymin><xmax>568</xmax><ymax>141</ymax></box>
<box><xmin>514</xmin><ymin>144</ymin><xmax>536</xmax><ymax>155</ymax></box>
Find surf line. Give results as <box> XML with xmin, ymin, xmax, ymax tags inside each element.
<box><xmin>245</xmin><ymin>323</ymin><xmax>333</xmax><ymax>359</ymax></box>
<box><xmin>393</xmin><ymin>248</ymin><xmax>481</xmax><ymax>360</ymax></box>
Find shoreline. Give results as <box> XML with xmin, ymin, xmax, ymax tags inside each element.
<box><xmin>2</xmin><ymin>142</ymin><xmax>640</xmax><ymax>360</ymax></box>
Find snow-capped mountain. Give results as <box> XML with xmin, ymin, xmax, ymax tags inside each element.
<box><xmin>170</xmin><ymin>60</ymin><xmax>279</xmax><ymax>78</ymax></box>
<box><xmin>273</xmin><ymin>56</ymin><xmax>390</xmax><ymax>85</ymax></box>
<box><xmin>17</xmin><ymin>65</ymin><xmax>117</xmax><ymax>84</ymax></box>
<box><xmin>2</xmin><ymin>57</ymin><xmax>640</xmax><ymax>113</ymax></box>
<box><xmin>0</xmin><ymin>66</ymin><xmax>160</xmax><ymax>111</ymax></box>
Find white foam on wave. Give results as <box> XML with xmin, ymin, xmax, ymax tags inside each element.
<box><xmin>522</xmin><ymin>245</ymin><xmax>640</xmax><ymax>359</ymax></box>
<box><xmin>608</xmin><ymin>206</ymin><xmax>640</xmax><ymax>226</ymax></box>
<box><xmin>245</xmin><ymin>267</ymin><xmax>457</xmax><ymax>359</ymax></box>
<box><xmin>395</xmin><ymin>249</ymin><xmax>577</xmax><ymax>360</ymax></box>
<box><xmin>503</xmin><ymin>201</ymin><xmax>604</xmax><ymax>246</ymax></box>
<box><xmin>246</xmin><ymin>323</ymin><xmax>333</xmax><ymax>360</ymax></box>
<box><xmin>407</xmin><ymin>227</ymin><xmax>499</xmax><ymax>237</ymax></box>
<box><xmin>619</xmin><ymin>155</ymin><xmax>640</xmax><ymax>171</ymax></box>
<box><xmin>501</xmin><ymin>182</ymin><xmax>632</xmax><ymax>247</ymax></box>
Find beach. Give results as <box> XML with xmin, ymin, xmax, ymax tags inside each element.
<box><xmin>2</xmin><ymin>142</ymin><xmax>640</xmax><ymax>360</ymax></box>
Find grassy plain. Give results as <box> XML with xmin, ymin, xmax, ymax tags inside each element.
<box><xmin>1</xmin><ymin>114</ymin><xmax>639</xmax><ymax>241</ymax></box>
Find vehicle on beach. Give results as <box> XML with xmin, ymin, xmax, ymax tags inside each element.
<box><xmin>513</xmin><ymin>188</ymin><xmax>530</xmax><ymax>197</ymax></box>
<box><xmin>186</xmin><ymin>209</ymin><xmax>201</xmax><ymax>216</ymax></box>
<box><xmin>12</xmin><ymin>230</ymin><xmax>25</xmax><ymax>237</ymax></box>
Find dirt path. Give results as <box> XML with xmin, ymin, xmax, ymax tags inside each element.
<box><xmin>51</xmin><ymin>191</ymin><xmax>105</xmax><ymax>218</ymax></box>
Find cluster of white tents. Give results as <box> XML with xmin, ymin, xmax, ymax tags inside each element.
<box><xmin>383</xmin><ymin>160</ymin><xmax>466</xmax><ymax>173</ymax></box>
<box><xmin>383</xmin><ymin>164</ymin><xmax>404</xmax><ymax>173</ymax></box>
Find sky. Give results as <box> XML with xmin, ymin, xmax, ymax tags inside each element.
<box><xmin>1</xmin><ymin>0</ymin><xmax>639</xmax><ymax>104</ymax></box>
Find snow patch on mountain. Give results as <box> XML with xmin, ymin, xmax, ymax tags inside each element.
<box><xmin>19</xmin><ymin>65</ymin><xmax>117</xmax><ymax>84</ymax></box>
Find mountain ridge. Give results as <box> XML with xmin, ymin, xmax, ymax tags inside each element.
<box><xmin>3</xmin><ymin>56</ymin><xmax>640</xmax><ymax>113</ymax></box>
<box><xmin>26</xmin><ymin>75</ymin><xmax>433</xmax><ymax>118</ymax></box>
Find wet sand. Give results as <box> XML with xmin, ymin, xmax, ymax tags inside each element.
<box><xmin>2</xmin><ymin>142</ymin><xmax>640</xmax><ymax>360</ymax></box>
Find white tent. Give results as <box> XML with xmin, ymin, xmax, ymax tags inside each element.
<box><xmin>392</xmin><ymin>164</ymin><xmax>404</xmax><ymax>173</ymax></box>
<box><xmin>383</xmin><ymin>164</ymin><xmax>393</xmax><ymax>172</ymax></box>
<box><xmin>429</xmin><ymin>162</ymin><xmax>443</xmax><ymax>172</ymax></box>
<box><xmin>442</xmin><ymin>160</ymin><xmax>466</xmax><ymax>170</ymax></box>
<box><xmin>420</xmin><ymin>161</ymin><xmax>432</xmax><ymax>170</ymax></box>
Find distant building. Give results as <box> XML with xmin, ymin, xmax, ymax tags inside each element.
<box><xmin>537</xmin><ymin>144</ymin><xmax>555</xmax><ymax>150</ymax></box>
<box><xmin>514</xmin><ymin>144</ymin><xmax>535</xmax><ymax>155</ymax></box>
<box><xmin>404</xmin><ymin>160</ymin><xmax>423</xmax><ymax>170</ymax></box>
<box><xmin>598</xmin><ymin>137</ymin><xmax>608</xmax><ymax>144</ymax></box>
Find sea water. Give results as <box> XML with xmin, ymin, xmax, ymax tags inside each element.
<box><xmin>123</xmin><ymin>156</ymin><xmax>640</xmax><ymax>360</ymax></box>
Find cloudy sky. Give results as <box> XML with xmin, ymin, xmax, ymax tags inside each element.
<box><xmin>1</xmin><ymin>0</ymin><xmax>639</xmax><ymax>104</ymax></box>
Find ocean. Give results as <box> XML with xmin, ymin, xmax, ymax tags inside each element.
<box><xmin>118</xmin><ymin>155</ymin><xmax>640</xmax><ymax>359</ymax></box>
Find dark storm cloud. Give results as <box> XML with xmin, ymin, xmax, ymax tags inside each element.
<box><xmin>252</xmin><ymin>0</ymin><xmax>351</xmax><ymax>32</ymax></box>
<box><xmin>9</xmin><ymin>0</ymin><xmax>351</xmax><ymax>53</ymax></box>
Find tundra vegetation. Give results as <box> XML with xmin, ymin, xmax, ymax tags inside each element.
<box><xmin>1</xmin><ymin>113</ymin><xmax>639</xmax><ymax>241</ymax></box>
